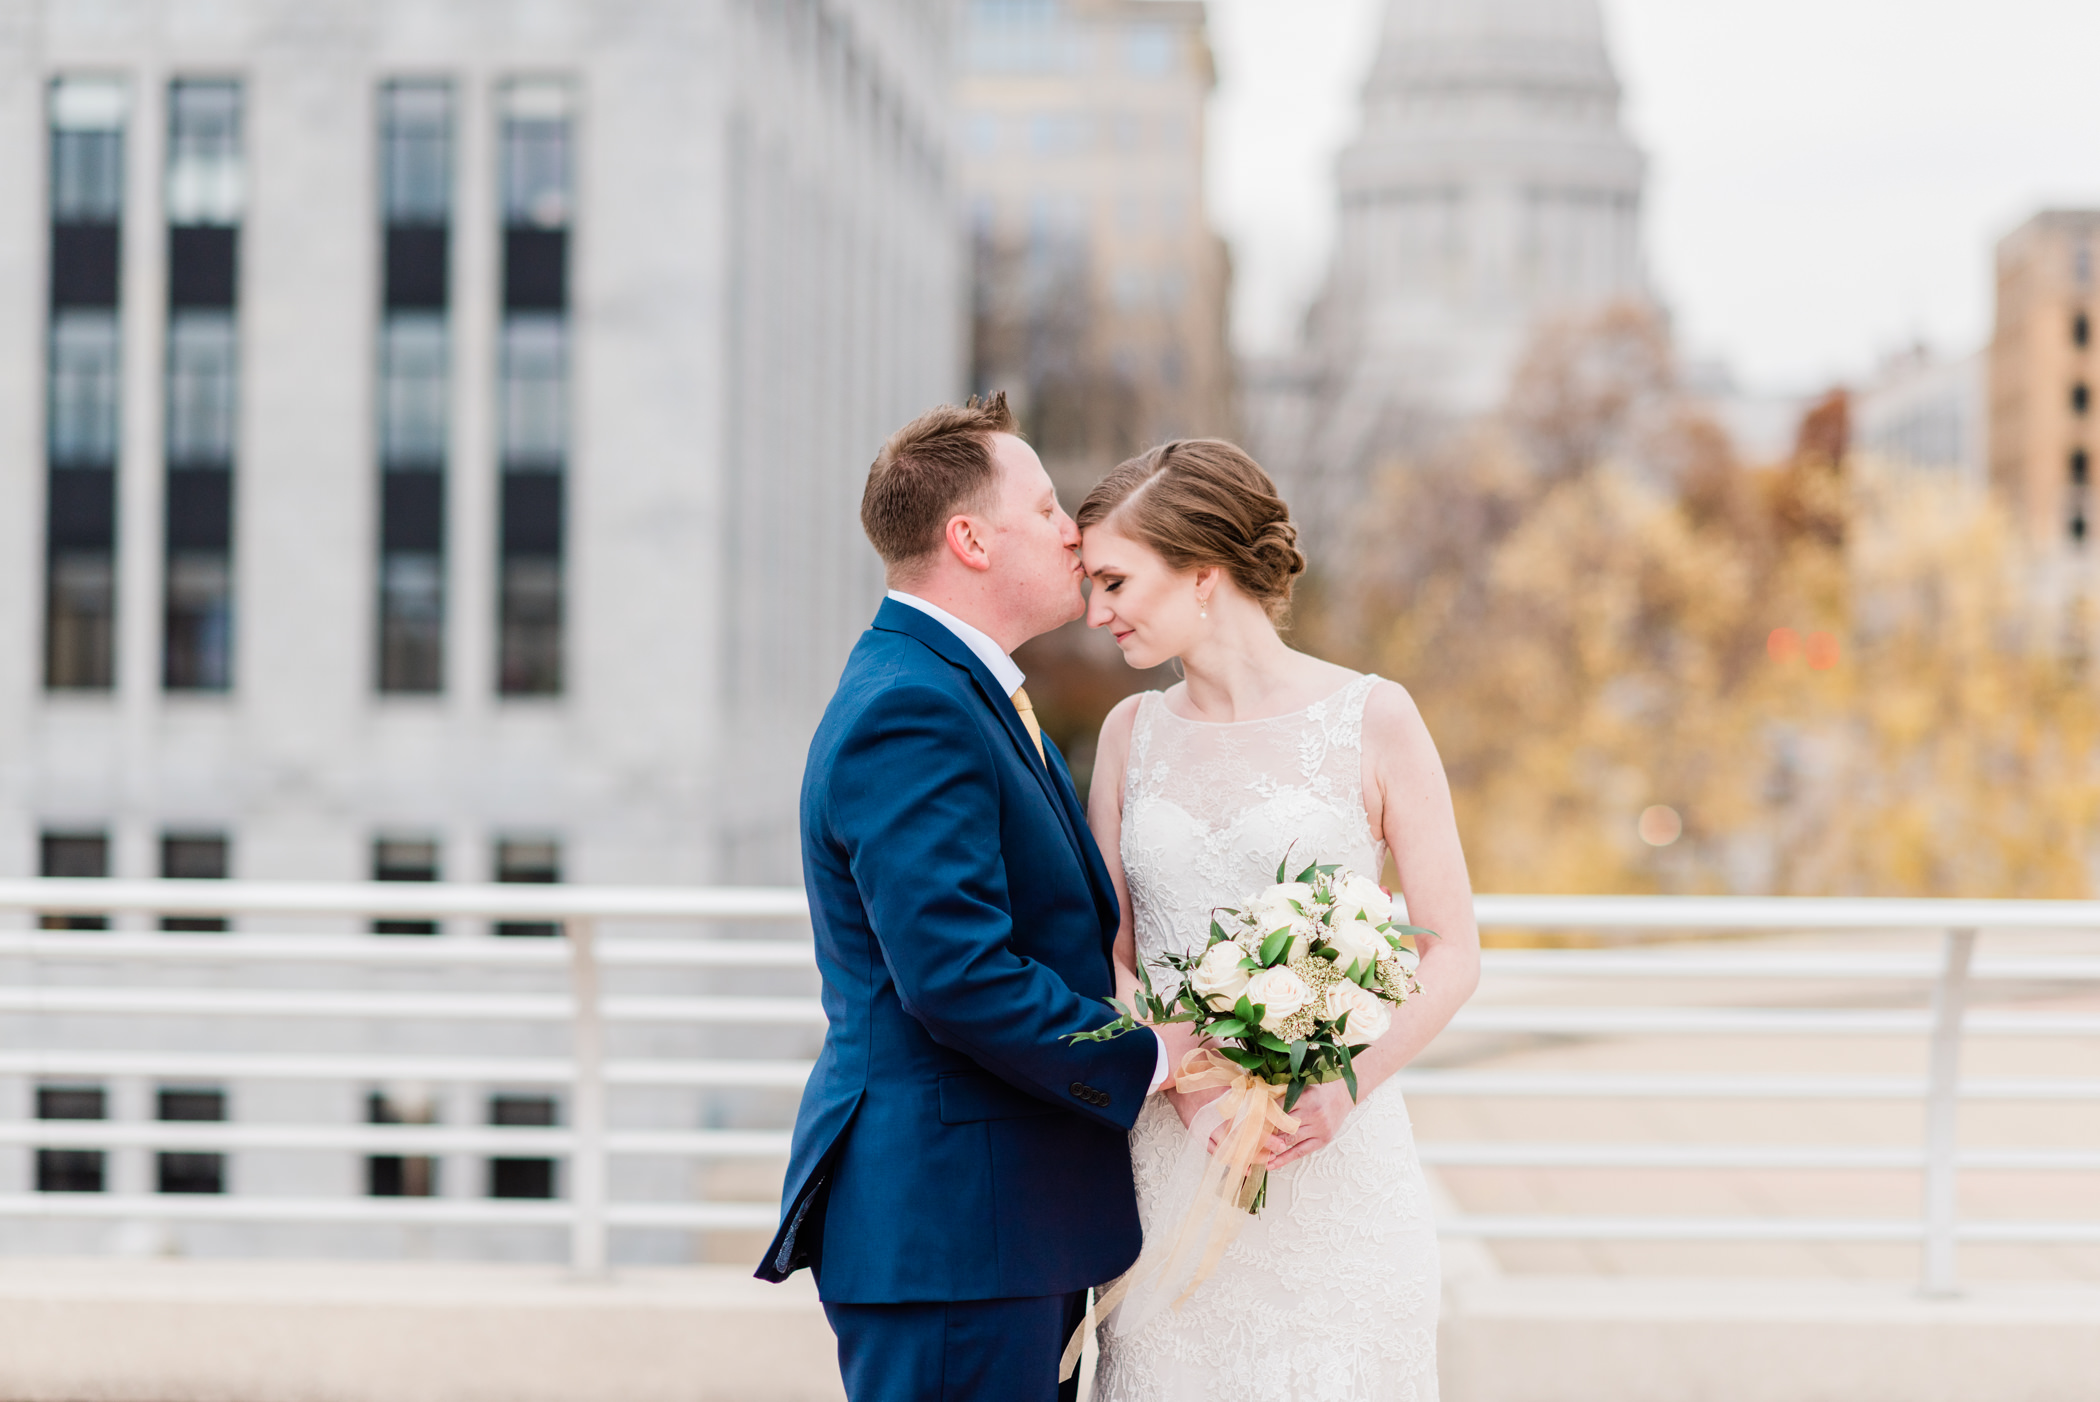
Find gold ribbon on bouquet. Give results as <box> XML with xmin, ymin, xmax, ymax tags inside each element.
<box><xmin>1059</xmin><ymin>1048</ymin><xmax>1300</xmax><ymax>1382</ymax></box>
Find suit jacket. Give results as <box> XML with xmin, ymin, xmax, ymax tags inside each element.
<box><xmin>756</xmin><ymin>598</ymin><xmax>1157</xmax><ymax>1303</ymax></box>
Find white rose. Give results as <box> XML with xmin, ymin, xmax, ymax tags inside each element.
<box><xmin>1324</xmin><ymin>980</ymin><xmax>1393</xmax><ymax>1042</ymax></box>
<box><xmin>1247</xmin><ymin>966</ymin><xmax>1311</xmax><ymax>1032</ymax></box>
<box><xmin>1189</xmin><ymin>940</ymin><xmax>1254</xmax><ymax>1011</ymax></box>
<box><xmin>1323</xmin><ymin>917</ymin><xmax>1386</xmax><ymax>975</ymax></box>
<box><xmin>1332</xmin><ymin>873</ymin><xmax>1393</xmax><ymax>926</ymax></box>
<box><xmin>1248</xmin><ymin>883</ymin><xmax>1315</xmax><ymax>936</ymax></box>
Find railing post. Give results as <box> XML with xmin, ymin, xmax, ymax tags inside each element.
<box><xmin>1920</xmin><ymin>926</ymin><xmax>1975</xmax><ymax>1297</ymax></box>
<box><xmin>566</xmin><ymin>916</ymin><xmax>609</xmax><ymax>1278</ymax></box>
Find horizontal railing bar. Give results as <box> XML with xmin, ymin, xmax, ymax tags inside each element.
<box><xmin>1396</xmin><ymin>1071</ymin><xmax>2100</xmax><ymax>1100</ymax></box>
<box><xmin>0</xmin><ymin>1050</ymin><xmax>816</xmax><ymax>1088</ymax></box>
<box><xmin>1448</xmin><ymin>1008</ymin><xmax>2100</xmax><ymax>1036</ymax></box>
<box><xmin>0</xmin><ymin>1193</ymin><xmax>783</xmax><ymax>1231</ymax></box>
<box><xmin>605</xmin><ymin>1202</ymin><xmax>788</xmax><ymax>1230</ymax></box>
<box><xmin>603</xmin><ymin>997</ymin><xmax>827</xmax><ymax>1025</ymax></box>
<box><xmin>1478</xmin><ymin>951</ymin><xmax>2100</xmax><ymax>980</ymax></box>
<box><xmin>6</xmin><ymin>883</ymin><xmax>2100</xmax><ymax>931</ymax></box>
<box><xmin>0</xmin><ymin>934</ymin><xmax>818</xmax><ymax>968</ymax></box>
<box><xmin>0</xmin><ymin>989</ymin><xmax>574</xmax><ymax>1019</ymax></box>
<box><xmin>1</xmin><ymin>1124</ymin><xmax>793</xmax><ymax>1157</ymax></box>
<box><xmin>1441</xmin><ymin>1215</ymin><xmax>1928</xmax><ymax>1241</ymax></box>
<box><xmin>0</xmin><ymin>880</ymin><xmax>810</xmax><ymax>921</ymax></box>
<box><xmin>1419</xmin><ymin>1144</ymin><xmax>2100</xmax><ymax>1170</ymax></box>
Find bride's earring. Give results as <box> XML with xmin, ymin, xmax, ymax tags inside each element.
<box><xmin>1199</xmin><ymin>595</ymin><xmax>1208</xmax><ymax>619</ymax></box>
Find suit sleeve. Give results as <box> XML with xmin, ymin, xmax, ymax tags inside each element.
<box><xmin>827</xmin><ymin>682</ymin><xmax>1156</xmax><ymax>1131</ymax></box>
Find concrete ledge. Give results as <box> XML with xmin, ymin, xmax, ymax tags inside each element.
<box><xmin>0</xmin><ymin>1260</ymin><xmax>844</xmax><ymax>1402</ymax></box>
<box><xmin>1442</xmin><ymin>1275</ymin><xmax>2100</xmax><ymax>1402</ymax></box>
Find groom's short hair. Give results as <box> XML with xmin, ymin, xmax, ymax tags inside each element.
<box><xmin>861</xmin><ymin>393</ymin><xmax>1018</xmax><ymax>578</ymax></box>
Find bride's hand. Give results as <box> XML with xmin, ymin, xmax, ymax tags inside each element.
<box><xmin>1266</xmin><ymin>1080</ymin><xmax>1356</xmax><ymax>1168</ymax></box>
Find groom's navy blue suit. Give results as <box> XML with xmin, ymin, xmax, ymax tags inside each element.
<box><xmin>758</xmin><ymin>598</ymin><xmax>1158</xmax><ymax>1401</ymax></box>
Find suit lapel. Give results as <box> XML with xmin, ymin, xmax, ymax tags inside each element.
<box><xmin>873</xmin><ymin>601</ymin><xmax>1091</xmax><ymax>871</ymax></box>
<box><xmin>1042</xmin><ymin>736</ymin><xmax>1121</xmax><ymax>933</ymax></box>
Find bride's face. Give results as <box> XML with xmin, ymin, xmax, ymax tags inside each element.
<box><xmin>1082</xmin><ymin>520</ymin><xmax>1201</xmax><ymax>670</ymax></box>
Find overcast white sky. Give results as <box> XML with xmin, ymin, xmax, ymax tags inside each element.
<box><xmin>1205</xmin><ymin>0</ymin><xmax>2100</xmax><ymax>393</ymax></box>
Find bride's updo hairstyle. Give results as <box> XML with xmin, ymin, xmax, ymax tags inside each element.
<box><xmin>1076</xmin><ymin>440</ymin><xmax>1307</xmax><ymax>624</ymax></box>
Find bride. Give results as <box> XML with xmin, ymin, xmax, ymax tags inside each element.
<box><xmin>1077</xmin><ymin>440</ymin><xmax>1480</xmax><ymax>1401</ymax></box>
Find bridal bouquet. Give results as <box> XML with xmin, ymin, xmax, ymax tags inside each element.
<box><xmin>1071</xmin><ymin>854</ymin><xmax>1428</xmax><ymax>1213</ymax></box>
<box><xmin>1056</xmin><ymin>856</ymin><xmax>1430</xmax><ymax>1372</ymax></box>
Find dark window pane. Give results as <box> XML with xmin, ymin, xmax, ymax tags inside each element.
<box><xmin>50</xmin><ymin>222</ymin><xmax>120</xmax><ymax>307</ymax></box>
<box><xmin>372</xmin><ymin>837</ymin><xmax>439</xmax><ymax>934</ymax></box>
<box><xmin>37</xmin><ymin>1085</ymin><xmax>107</xmax><ymax>1120</ymax></box>
<box><xmin>498</xmin><ymin>555</ymin><xmax>563</xmax><ymax>695</ymax></box>
<box><xmin>489</xmin><ymin>1157</ymin><xmax>556</xmax><ymax>1199</ymax></box>
<box><xmin>38</xmin><ymin>830</ymin><xmax>109</xmax><ymax>929</ymax></box>
<box><xmin>385</xmin><ymin>226</ymin><xmax>449</xmax><ymax>309</ymax></box>
<box><xmin>495</xmin><ymin>838</ymin><xmax>560</xmax><ymax>936</ymax></box>
<box><xmin>157</xmin><ymin>1086</ymin><xmax>226</xmax><ymax>1121</ymax></box>
<box><xmin>166</xmin><ymin>466</ymin><xmax>232</xmax><ymax>551</ymax></box>
<box><xmin>164</xmin><ymin>550</ymin><xmax>233</xmax><ymax>690</ymax></box>
<box><xmin>379</xmin><ymin>552</ymin><xmax>444</xmax><ymax>694</ymax></box>
<box><xmin>156</xmin><ymin>1151</ymin><xmax>224</xmax><ymax>1194</ymax></box>
<box><xmin>41</xmin><ymin>832</ymin><xmax>108</xmax><ymax>878</ymax></box>
<box><xmin>167</xmin><ymin>225</ymin><xmax>238</xmax><ymax>307</ymax></box>
<box><xmin>2075</xmin><ymin>450</ymin><xmax>2091</xmax><ymax>486</ymax></box>
<box><xmin>367</xmin><ymin>1155</ymin><xmax>439</xmax><ymax>1196</ymax></box>
<box><xmin>2075</xmin><ymin>383</ymin><xmax>2091</xmax><ymax>416</ymax></box>
<box><xmin>46</xmin><ymin>550</ymin><xmax>115</xmax><ymax>690</ymax></box>
<box><xmin>48</xmin><ymin>466</ymin><xmax>115</xmax><ymax>550</ymax></box>
<box><xmin>500</xmin><ymin>473</ymin><xmax>563</xmax><ymax>556</ymax></box>
<box><xmin>382</xmin><ymin>470</ymin><xmax>445</xmax><ymax>553</ymax></box>
<box><xmin>161</xmin><ymin>833</ymin><xmax>228</xmax><ymax>879</ymax></box>
<box><xmin>490</xmin><ymin>1094</ymin><xmax>558</xmax><ymax>1126</ymax></box>
<box><xmin>503</xmin><ymin>227</ymin><xmax>566</xmax><ymax>310</ymax></box>
<box><xmin>37</xmin><ymin>1149</ymin><xmax>105</xmax><ymax>1192</ymax></box>
<box><xmin>2076</xmin><ymin>313</ymin><xmax>2091</xmax><ymax>349</ymax></box>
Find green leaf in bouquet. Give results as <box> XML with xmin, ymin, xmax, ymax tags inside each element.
<box><xmin>1220</xmin><ymin>1045</ymin><xmax>1265</xmax><ymax>1071</ymax></box>
<box><xmin>1258</xmin><ymin>929</ymin><xmax>1292</xmax><ymax>966</ymax></box>
<box><xmin>1275</xmin><ymin>853</ymin><xmax>1289</xmax><ymax>883</ymax></box>
<box><xmin>1234</xmin><ymin>994</ymin><xmax>1258</xmax><ymax>1024</ymax></box>
<box><xmin>1390</xmin><ymin>924</ymin><xmax>1438</xmax><ymax>943</ymax></box>
<box><xmin>1210</xmin><ymin>919</ymin><xmax>1227</xmax><ymax>943</ymax></box>
<box><xmin>1295</xmin><ymin>861</ymin><xmax>1318</xmax><ymax>884</ymax></box>
<box><xmin>1337</xmin><ymin>1040</ymin><xmax>1360</xmax><ymax>1101</ymax></box>
<box><xmin>1206</xmin><ymin>1018</ymin><xmax>1249</xmax><ymax>1039</ymax></box>
<box><xmin>1283</xmin><ymin>1078</ymin><xmax>1307</xmax><ymax>1113</ymax></box>
<box><xmin>1255</xmin><ymin>1031</ymin><xmax>1291</xmax><ymax>1054</ymax></box>
<box><xmin>1288</xmin><ymin>1039</ymin><xmax>1308</xmax><ymax>1075</ymax></box>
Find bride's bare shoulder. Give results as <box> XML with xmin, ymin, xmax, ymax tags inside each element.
<box><xmin>1361</xmin><ymin>677</ymin><xmax>1438</xmax><ymax>756</ymax></box>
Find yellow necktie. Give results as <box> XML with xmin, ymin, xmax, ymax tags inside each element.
<box><xmin>1010</xmin><ymin>686</ymin><xmax>1047</xmax><ymax>765</ymax></box>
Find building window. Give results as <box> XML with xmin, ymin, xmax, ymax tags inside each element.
<box><xmin>45</xmin><ymin>77</ymin><xmax>127</xmax><ymax>692</ymax></box>
<box><xmin>488</xmin><ymin>1093</ymin><xmax>558</xmax><ymax>1198</ymax></box>
<box><xmin>156</xmin><ymin>1085</ymin><xmax>226</xmax><ymax>1195</ymax></box>
<box><xmin>163</xmin><ymin>79</ymin><xmax>242</xmax><ymax>693</ymax></box>
<box><xmin>2074</xmin><ymin>382</ymin><xmax>2091</xmax><ymax>416</ymax></box>
<box><xmin>1123</xmin><ymin>26</ymin><xmax>1177</xmax><ymax>77</ymax></box>
<box><xmin>366</xmin><ymin>1087</ymin><xmax>439</xmax><ymax>1197</ymax></box>
<box><xmin>2073</xmin><ymin>450</ymin><xmax>2090</xmax><ymax>486</ymax></box>
<box><xmin>372</xmin><ymin>836</ymin><xmax>441</xmax><ymax>935</ymax></box>
<box><xmin>497</xmin><ymin>81</ymin><xmax>572</xmax><ymax>698</ymax></box>
<box><xmin>39</xmin><ymin>829</ymin><xmax>109</xmax><ymax>930</ymax></box>
<box><xmin>495</xmin><ymin>836</ymin><xmax>561</xmax><ymax>937</ymax></box>
<box><xmin>2077</xmin><ymin>312</ymin><xmax>2091</xmax><ymax>349</ymax></box>
<box><xmin>160</xmin><ymin>831</ymin><xmax>229</xmax><ymax>931</ymax></box>
<box><xmin>35</xmin><ymin>1083</ymin><xmax>108</xmax><ymax>1193</ymax></box>
<box><xmin>378</xmin><ymin>80</ymin><xmax>454</xmax><ymax>695</ymax></box>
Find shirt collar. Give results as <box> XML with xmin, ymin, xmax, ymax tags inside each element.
<box><xmin>885</xmin><ymin>591</ymin><xmax>1026</xmax><ymax>698</ymax></box>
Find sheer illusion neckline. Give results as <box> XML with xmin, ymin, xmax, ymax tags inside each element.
<box><xmin>1154</xmin><ymin>673</ymin><xmax>1369</xmax><ymax>728</ymax></box>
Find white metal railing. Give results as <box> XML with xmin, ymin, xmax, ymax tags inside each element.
<box><xmin>2</xmin><ymin>883</ymin><xmax>2097</xmax><ymax>1294</ymax></box>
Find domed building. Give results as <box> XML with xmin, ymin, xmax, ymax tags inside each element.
<box><xmin>1252</xmin><ymin>0</ymin><xmax>1649</xmax><ymax>550</ymax></box>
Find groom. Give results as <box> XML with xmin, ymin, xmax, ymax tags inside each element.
<box><xmin>757</xmin><ymin>395</ymin><xmax>1170</xmax><ymax>1401</ymax></box>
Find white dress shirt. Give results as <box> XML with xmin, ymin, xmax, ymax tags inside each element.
<box><xmin>886</xmin><ymin>590</ymin><xmax>1173</xmax><ymax>1096</ymax></box>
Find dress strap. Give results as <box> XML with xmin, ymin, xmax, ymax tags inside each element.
<box><xmin>1325</xmin><ymin>672</ymin><xmax>1381</xmax><ymax>753</ymax></box>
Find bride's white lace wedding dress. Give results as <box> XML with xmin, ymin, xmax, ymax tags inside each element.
<box><xmin>1095</xmin><ymin>673</ymin><xmax>1440</xmax><ymax>1402</ymax></box>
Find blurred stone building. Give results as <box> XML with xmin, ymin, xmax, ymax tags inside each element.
<box><xmin>2</xmin><ymin>0</ymin><xmax>957</xmax><ymax>895</ymax></box>
<box><xmin>955</xmin><ymin>0</ymin><xmax>1233</xmax><ymax>504</ymax></box>
<box><xmin>0</xmin><ymin>0</ymin><xmax>955</xmax><ymax>1258</ymax></box>
<box><xmin>1853</xmin><ymin>345</ymin><xmax>1985</xmax><ymax>485</ymax></box>
<box><xmin>1249</xmin><ymin>0</ymin><xmax>1649</xmax><ymax>559</ymax></box>
<box><xmin>1990</xmin><ymin>211</ymin><xmax>2098</xmax><ymax>556</ymax></box>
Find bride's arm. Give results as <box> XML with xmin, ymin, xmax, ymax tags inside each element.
<box><xmin>1088</xmin><ymin>696</ymin><xmax>1205</xmax><ymax>1113</ymax></box>
<box><xmin>1268</xmin><ymin>678</ymin><xmax>1481</xmax><ymax>1167</ymax></box>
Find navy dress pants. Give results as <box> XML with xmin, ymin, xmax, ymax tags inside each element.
<box><xmin>823</xmin><ymin>1291</ymin><xmax>1087</xmax><ymax>1402</ymax></box>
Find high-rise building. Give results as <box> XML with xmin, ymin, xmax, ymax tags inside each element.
<box><xmin>1988</xmin><ymin>211</ymin><xmax>2098</xmax><ymax>554</ymax></box>
<box><xmin>1251</xmin><ymin>0</ymin><xmax>1648</xmax><ymax>556</ymax></box>
<box><xmin>956</xmin><ymin>0</ymin><xmax>1233</xmax><ymax>500</ymax></box>
<box><xmin>1</xmin><ymin>0</ymin><xmax>958</xmax><ymax>894</ymax></box>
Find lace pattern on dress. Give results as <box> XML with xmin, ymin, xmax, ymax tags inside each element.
<box><xmin>1096</xmin><ymin>673</ymin><xmax>1441</xmax><ymax>1402</ymax></box>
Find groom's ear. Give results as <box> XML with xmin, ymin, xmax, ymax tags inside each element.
<box><xmin>944</xmin><ymin>511</ymin><xmax>994</xmax><ymax>573</ymax></box>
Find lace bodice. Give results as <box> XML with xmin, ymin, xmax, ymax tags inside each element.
<box><xmin>1098</xmin><ymin>671</ymin><xmax>1441</xmax><ymax>1402</ymax></box>
<box><xmin>1122</xmin><ymin>672</ymin><xmax>1387</xmax><ymax>969</ymax></box>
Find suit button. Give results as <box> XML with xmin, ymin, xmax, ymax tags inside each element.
<box><xmin>1070</xmin><ymin>1081</ymin><xmax>1088</xmax><ymax>1099</ymax></box>
<box><xmin>1093</xmin><ymin>1089</ymin><xmax>1111</xmax><ymax>1106</ymax></box>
